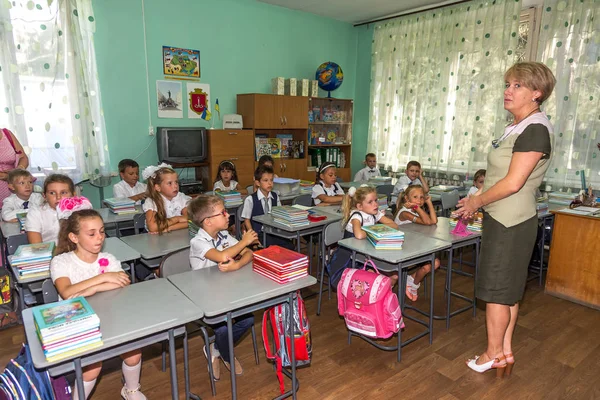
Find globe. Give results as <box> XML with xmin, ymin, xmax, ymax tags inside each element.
<box><xmin>316</xmin><ymin>61</ymin><xmax>343</xmax><ymax>97</ymax></box>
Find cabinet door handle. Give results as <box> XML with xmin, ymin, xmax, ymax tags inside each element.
<box><xmin>228</xmin><ymin>132</ymin><xmax>238</xmax><ymax>135</ymax></box>
<box><xmin>284</xmin><ymin>163</ymin><xmax>287</xmax><ymax>172</ymax></box>
<box><xmin>280</xmin><ymin>116</ymin><xmax>284</xmax><ymax>125</ymax></box>
<box><xmin>283</xmin><ymin>116</ymin><xmax>287</xmax><ymax>125</ymax></box>
<box><xmin>229</xmin><ymin>157</ymin><xmax>238</xmax><ymax>161</ymax></box>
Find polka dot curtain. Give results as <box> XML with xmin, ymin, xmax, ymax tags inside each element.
<box><xmin>537</xmin><ymin>0</ymin><xmax>600</xmax><ymax>189</ymax></box>
<box><xmin>368</xmin><ymin>0</ymin><xmax>521</xmax><ymax>175</ymax></box>
<box><xmin>0</xmin><ymin>0</ymin><xmax>111</xmax><ymax>186</ymax></box>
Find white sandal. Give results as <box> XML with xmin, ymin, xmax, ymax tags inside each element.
<box><xmin>120</xmin><ymin>384</ymin><xmax>147</xmax><ymax>400</ymax></box>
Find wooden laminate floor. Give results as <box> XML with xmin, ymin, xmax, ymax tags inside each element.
<box><xmin>1</xmin><ymin>258</ymin><xmax>599</xmax><ymax>399</ymax></box>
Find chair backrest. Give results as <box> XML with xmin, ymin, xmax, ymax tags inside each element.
<box><xmin>159</xmin><ymin>247</ymin><xmax>192</xmax><ymax>278</ymax></box>
<box><xmin>7</xmin><ymin>233</ymin><xmax>29</xmax><ymax>256</ymax></box>
<box><xmin>235</xmin><ymin>203</ymin><xmax>245</xmax><ymax>239</ymax></box>
<box><xmin>292</xmin><ymin>194</ymin><xmax>312</xmax><ymax>207</ymax></box>
<box><xmin>440</xmin><ymin>190</ymin><xmax>460</xmax><ymax>215</ymax></box>
<box><xmin>324</xmin><ymin>221</ymin><xmax>344</xmax><ymax>247</ymax></box>
<box><xmin>133</xmin><ymin>213</ymin><xmax>146</xmax><ymax>234</ymax></box>
<box><xmin>42</xmin><ymin>278</ymin><xmax>58</xmax><ymax>304</ymax></box>
<box><xmin>376</xmin><ymin>184</ymin><xmax>394</xmax><ymax>205</ymax></box>
<box><xmin>246</xmin><ymin>185</ymin><xmax>254</xmax><ymax>195</ymax></box>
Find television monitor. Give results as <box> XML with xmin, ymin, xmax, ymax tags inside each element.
<box><xmin>156</xmin><ymin>127</ymin><xmax>207</xmax><ymax>164</ymax></box>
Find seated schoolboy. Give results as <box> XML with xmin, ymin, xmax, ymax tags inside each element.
<box><xmin>391</xmin><ymin>160</ymin><xmax>430</xmax><ymax>205</ymax></box>
<box><xmin>241</xmin><ymin>165</ymin><xmax>291</xmax><ymax>248</ymax></box>
<box><xmin>2</xmin><ymin>169</ymin><xmax>43</xmax><ymax>222</ymax></box>
<box><xmin>468</xmin><ymin>169</ymin><xmax>486</xmax><ymax>197</ymax></box>
<box><xmin>353</xmin><ymin>153</ymin><xmax>381</xmax><ymax>182</ymax></box>
<box><xmin>188</xmin><ymin>195</ymin><xmax>258</xmax><ymax>380</ymax></box>
<box><xmin>113</xmin><ymin>159</ymin><xmax>147</xmax><ymax>205</ymax></box>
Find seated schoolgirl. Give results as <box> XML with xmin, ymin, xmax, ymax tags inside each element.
<box><xmin>312</xmin><ymin>162</ymin><xmax>344</xmax><ymax>206</ymax></box>
<box><xmin>142</xmin><ymin>163</ymin><xmax>191</xmax><ymax>234</ymax></box>
<box><xmin>50</xmin><ymin>197</ymin><xmax>145</xmax><ymax>399</ymax></box>
<box><xmin>394</xmin><ymin>185</ymin><xmax>441</xmax><ymax>301</ymax></box>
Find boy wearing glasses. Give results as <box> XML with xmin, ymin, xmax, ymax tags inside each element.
<box><xmin>187</xmin><ymin>194</ymin><xmax>257</xmax><ymax>379</ymax></box>
<box><xmin>2</xmin><ymin>169</ymin><xmax>43</xmax><ymax>222</ymax></box>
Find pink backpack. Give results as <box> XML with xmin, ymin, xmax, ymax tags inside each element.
<box><xmin>337</xmin><ymin>260</ymin><xmax>404</xmax><ymax>339</ymax></box>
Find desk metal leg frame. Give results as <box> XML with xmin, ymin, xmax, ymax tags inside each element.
<box><xmin>433</xmin><ymin>237</ymin><xmax>480</xmax><ymax>330</ymax></box>
<box><xmin>347</xmin><ymin>251</ymin><xmax>436</xmax><ymax>362</ymax></box>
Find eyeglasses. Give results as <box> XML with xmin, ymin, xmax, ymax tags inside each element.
<box><xmin>200</xmin><ymin>208</ymin><xmax>228</xmax><ymax>223</ymax></box>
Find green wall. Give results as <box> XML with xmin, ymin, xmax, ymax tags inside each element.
<box><xmin>84</xmin><ymin>0</ymin><xmax>371</xmax><ymax>205</ymax></box>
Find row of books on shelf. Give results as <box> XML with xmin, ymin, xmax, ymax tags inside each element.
<box><xmin>104</xmin><ymin>197</ymin><xmax>136</xmax><ymax>215</ymax></box>
<box><xmin>255</xmin><ymin>136</ymin><xmax>304</xmax><ymax>160</ymax></box>
<box><xmin>33</xmin><ymin>297</ymin><xmax>102</xmax><ymax>362</ymax></box>
<box><xmin>253</xmin><ymin>246</ymin><xmax>308</xmax><ymax>284</ymax></box>
<box><xmin>308</xmin><ymin>147</ymin><xmax>345</xmax><ymax>169</ymax></box>
<box><xmin>10</xmin><ymin>242</ymin><xmax>55</xmax><ymax>279</ymax></box>
<box><xmin>449</xmin><ymin>211</ymin><xmax>483</xmax><ymax>232</ymax></box>
<box><xmin>362</xmin><ymin>225</ymin><xmax>405</xmax><ymax>250</ymax></box>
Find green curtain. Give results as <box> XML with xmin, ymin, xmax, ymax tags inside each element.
<box><xmin>0</xmin><ymin>0</ymin><xmax>111</xmax><ymax>186</ymax></box>
<box><xmin>537</xmin><ymin>0</ymin><xmax>600</xmax><ymax>189</ymax></box>
<box><xmin>369</xmin><ymin>0</ymin><xmax>521</xmax><ymax>177</ymax></box>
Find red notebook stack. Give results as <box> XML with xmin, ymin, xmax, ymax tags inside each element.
<box><xmin>253</xmin><ymin>246</ymin><xmax>309</xmax><ymax>284</ymax></box>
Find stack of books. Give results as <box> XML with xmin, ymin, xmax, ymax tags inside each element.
<box><xmin>548</xmin><ymin>191</ymin><xmax>576</xmax><ymax>206</ymax></box>
<box><xmin>10</xmin><ymin>242</ymin><xmax>55</xmax><ymax>279</ymax></box>
<box><xmin>449</xmin><ymin>211</ymin><xmax>483</xmax><ymax>232</ymax></box>
<box><xmin>362</xmin><ymin>225</ymin><xmax>405</xmax><ymax>250</ymax></box>
<box><xmin>536</xmin><ymin>202</ymin><xmax>549</xmax><ymax>216</ymax></box>
<box><xmin>253</xmin><ymin>246</ymin><xmax>308</xmax><ymax>283</ymax></box>
<box><xmin>299</xmin><ymin>180</ymin><xmax>314</xmax><ymax>194</ymax></box>
<box><xmin>33</xmin><ymin>297</ymin><xmax>103</xmax><ymax>362</ymax></box>
<box><xmin>104</xmin><ymin>197</ymin><xmax>136</xmax><ymax>215</ymax></box>
<box><xmin>16</xmin><ymin>212</ymin><xmax>27</xmax><ymax>232</ymax></box>
<box><xmin>188</xmin><ymin>220</ymin><xmax>200</xmax><ymax>237</ymax></box>
<box><xmin>271</xmin><ymin>206</ymin><xmax>310</xmax><ymax>228</ymax></box>
<box><xmin>215</xmin><ymin>190</ymin><xmax>243</xmax><ymax>207</ymax></box>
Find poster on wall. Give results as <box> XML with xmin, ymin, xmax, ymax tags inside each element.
<box><xmin>187</xmin><ymin>83</ymin><xmax>211</xmax><ymax>120</ymax></box>
<box><xmin>156</xmin><ymin>80</ymin><xmax>183</xmax><ymax>118</ymax></box>
<box><xmin>163</xmin><ymin>46</ymin><xmax>200</xmax><ymax>79</ymax></box>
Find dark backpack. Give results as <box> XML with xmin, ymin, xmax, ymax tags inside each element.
<box><xmin>0</xmin><ymin>268</ymin><xmax>18</xmax><ymax>330</ymax></box>
<box><xmin>0</xmin><ymin>344</ymin><xmax>71</xmax><ymax>400</ymax></box>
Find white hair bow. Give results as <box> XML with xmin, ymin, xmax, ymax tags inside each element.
<box><xmin>142</xmin><ymin>163</ymin><xmax>172</xmax><ymax>180</ymax></box>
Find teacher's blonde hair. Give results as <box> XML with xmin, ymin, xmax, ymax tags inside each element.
<box><xmin>504</xmin><ymin>62</ymin><xmax>556</xmax><ymax>105</ymax></box>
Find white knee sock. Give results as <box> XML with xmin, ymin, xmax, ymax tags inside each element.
<box><xmin>72</xmin><ymin>379</ymin><xmax>96</xmax><ymax>400</ymax></box>
<box><xmin>122</xmin><ymin>360</ymin><xmax>142</xmax><ymax>391</ymax></box>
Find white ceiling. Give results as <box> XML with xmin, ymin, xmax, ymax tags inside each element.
<box><xmin>257</xmin><ymin>0</ymin><xmax>460</xmax><ymax>25</ymax></box>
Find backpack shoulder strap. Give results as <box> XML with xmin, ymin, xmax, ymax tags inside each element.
<box><xmin>349</xmin><ymin>211</ymin><xmax>364</xmax><ymax>226</ymax></box>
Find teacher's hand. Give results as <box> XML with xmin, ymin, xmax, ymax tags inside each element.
<box><xmin>455</xmin><ymin>195</ymin><xmax>482</xmax><ymax>219</ymax></box>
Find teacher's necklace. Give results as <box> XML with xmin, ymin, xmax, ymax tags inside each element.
<box><xmin>492</xmin><ymin>107</ymin><xmax>540</xmax><ymax>149</ymax></box>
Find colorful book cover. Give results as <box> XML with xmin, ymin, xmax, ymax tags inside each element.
<box><xmin>45</xmin><ymin>340</ymin><xmax>103</xmax><ymax>363</ymax></box>
<box><xmin>33</xmin><ymin>297</ymin><xmax>98</xmax><ymax>336</ymax></box>
<box><xmin>267</xmin><ymin>138</ymin><xmax>282</xmax><ymax>159</ymax></box>
<box><xmin>13</xmin><ymin>242</ymin><xmax>55</xmax><ymax>261</ymax></box>
<box><xmin>277</xmin><ymin>134</ymin><xmax>293</xmax><ymax>158</ymax></box>
<box><xmin>253</xmin><ymin>246</ymin><xmax>308</xmax><ymax>268</ymax></box>
<box><xmin>255</xmin><ymin>137</ymin><xmax>271</xmax><ymax>161</ymax></box>
<box><xmin>361</xmin><ymin>224</ymin><xmax>404</xmax><ymax>238</ymax></box>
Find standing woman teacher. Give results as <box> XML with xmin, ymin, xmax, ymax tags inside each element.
<box><xmin>0</xmin><ymin>128</ymin><xmax>29</xmax><ymax>203</ymax></box>
<box><xmin>455</xmin><ymin>62</ymin><xmax>556</xmax><ymax>376</ymax></box>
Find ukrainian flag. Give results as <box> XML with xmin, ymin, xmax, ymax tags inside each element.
<box><xmin>215</xmin><ymin>98</ymin><xmax>220</xmax><ymax>120</ymax></box>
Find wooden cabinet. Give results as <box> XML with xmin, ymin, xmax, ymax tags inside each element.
<box><xmin>202</xmin><ymin>129</ymin><xmax>255</xmax><ymax>191</ymax></box>
<box><xmin>237</xmin><ymin>94</ymin><xmax>308</xmax><ymax>129</ymax></box>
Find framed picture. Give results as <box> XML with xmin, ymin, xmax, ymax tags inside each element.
<box><xmin>162</xmin><ymin>46</ymin><xmax>200</xmax><ymax>79</ymax></box>
<box><xmin>156</xmin><ymin>80</ymin><xmax>183</xmax><ymax>118</ymax></box>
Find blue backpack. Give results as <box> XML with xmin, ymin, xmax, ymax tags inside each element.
<box><xmin>0</xmin><ymin>344</ymin><xmax>71</xmax><ymax>400</ymax></box>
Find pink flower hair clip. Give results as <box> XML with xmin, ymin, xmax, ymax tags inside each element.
<box><xmin>57</xmin><ymin>196</ymin><xmax>93</xmax><ymax>220</ymax></box>
<box><xmin>98</xmin><ymin>257</ymin><xmax>109</xmax><ymax>274</ymax></box>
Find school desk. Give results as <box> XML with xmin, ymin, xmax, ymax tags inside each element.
<box><xmin>120</xmin><ymin>228</ymin><xmax>190</xmax><ymax>260</ymax></box>
<box><xmin>96</xmin><ymin>206</ymin><xmax>143</xmax><ymax>238</ymax></box>
<box><xmin>337</xmin><ymin>234</ymin><xmax>450</xmax><ymax>361</ymax></box>
<box><xmin>168</xmin><ymin>264</ymin><xmax>316</xmax><ymax>400</ymax></box>
<box><xmin>23</xmin><ymin>278</ymin><xmax>203</xmax><ymax>400</ymax></box>
<box><xmin>398</xmin><ymin>217</ymin><xmax>481</xmax><ymax>329</ymax></box>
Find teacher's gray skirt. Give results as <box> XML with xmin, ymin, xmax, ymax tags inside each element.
<box><xmin>477</xmin><ymin>211</ymin><xmax>538</xmax><ymax>305</ymax></box>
